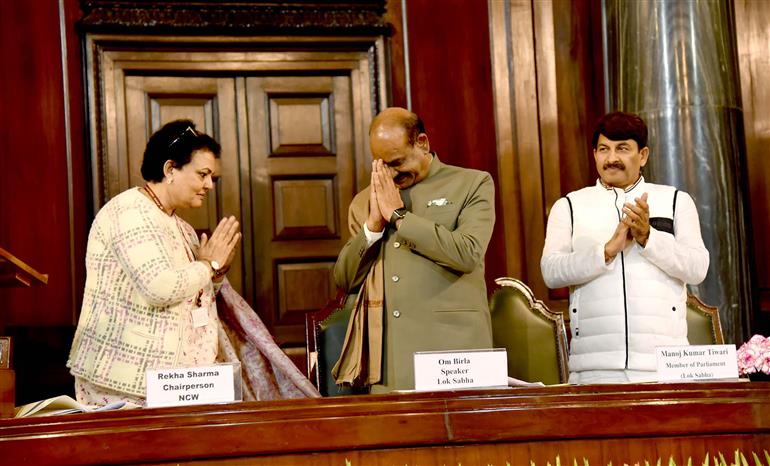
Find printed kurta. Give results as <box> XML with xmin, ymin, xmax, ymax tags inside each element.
<box><xmin>68</xmin><ymin>188</ymin><xmax>217</xmax><ymax>398</ymax></box>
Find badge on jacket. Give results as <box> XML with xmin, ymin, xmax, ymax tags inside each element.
<box><xmin>427</xmin><ymin>198</ymin><xmax>450</xmax><ymax>207</ymax></box>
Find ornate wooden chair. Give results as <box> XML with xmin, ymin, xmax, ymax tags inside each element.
<box><xmin>305</xmin><ymin>290</ymin><xmax>359</xmax><ymax>397</ymax></box>
<box><xmin>686</xmin><ymin>293</ymin><xmax>724</xmax><ymax>345</ymax></box>
<box><xmin>489</xmin><ymin>277</ymin><xmax>569</xmax><ymax>385</ymax></box>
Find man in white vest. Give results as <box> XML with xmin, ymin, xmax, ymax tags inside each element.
<box><xmin>540</xmin><ymin>112</ymin><xmax>709</xmax><ymax>384</ymax></box>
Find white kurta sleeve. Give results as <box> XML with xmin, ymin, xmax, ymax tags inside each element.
<box><xmin>639</xmin><ymin>191</ymin><xmax>709</xmax><ymax>284</ymax></box>
<box><xmin>540</xmin><ymin>197</ymin><xmax>615</xmax><ymax>288</ymax></box>
<box><xmin>363</xmin><ymin>222</ymin><xmax>384</xmax><ymax>247</ymax></box>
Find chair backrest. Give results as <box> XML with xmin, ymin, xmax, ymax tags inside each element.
<box><xmin>305</xmin><ymin>290</ymin><xmax>358</xmax><ymax>397</ymax></box>
<box><xmin>489</xmin><ymin>277</ymin><xmax>569</xmax><ymax>385</ymax></box>
<box><xmin>686</xmin><ymin>293</ymin><xmax>724</xmax><ymax>345</ymax></box>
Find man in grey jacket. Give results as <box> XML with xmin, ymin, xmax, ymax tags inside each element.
<box><xmin>333</xmin><ymin>107</ymin><xmax>495</xmax><ymax>393</ymax></box>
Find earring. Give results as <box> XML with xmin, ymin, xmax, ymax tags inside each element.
<box><xmin>167</xmin><ymin>177</ymin><xmax>174</xmax><ymax>184</ymax></box>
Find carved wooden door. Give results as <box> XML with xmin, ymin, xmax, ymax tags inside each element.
<box><xmin>89</xmin><ymin>40</ymin><xmax>383</xmax><ymax>358</ymax></box>
<box><xmin>245</xmin><ymin>75</ymin><xmax>357</xmax><ymax>346</ymax></box>
<box><xmin>112</xmin><ymin>74</ymin><xmax>358</xmax><ymax>345</ymax></box>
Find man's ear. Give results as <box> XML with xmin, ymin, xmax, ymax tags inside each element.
<box><xmin>639</xmin><ymin>146</ymin><xmax>649</xmax><ymax>167</ymax></box>
<box><xmin>416</xmin><ymin>133</ymin><xmax>430</xmax><ymax>152</ymax></box>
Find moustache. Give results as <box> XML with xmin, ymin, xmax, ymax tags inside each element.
<box><xmin>603</xmin><ymin>161</ymin><xmax>625</xmax><ymax>170</ymax></box>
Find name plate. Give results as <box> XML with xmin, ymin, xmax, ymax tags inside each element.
<box><xmin>414</xmin><ymin>348</ymin><xmax>508</xmax><ymax>391</ymax></box>
<box><xmin>146</xmin><ymin>363</ymin><xmax>241</xmax><ymax>408</ymax></box>
<box><xmin>655</xmin><ymin>344</ymin><xmax>738</xmax><ymax>381</ymax></box>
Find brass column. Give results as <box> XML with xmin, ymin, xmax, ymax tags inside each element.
<box><xmin>604</xmin><ymin>0</ymin><xmax>752</xmax><ymax>343</ymax></box>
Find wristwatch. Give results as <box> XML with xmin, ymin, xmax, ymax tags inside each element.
<box><xmin>389</xmin><ymin>207</ymin><xmax>407</xmax><ymax>225</ymax></box>
<box><xmin>209</xmin><ymin>260</ymin><xmax>222</xmax><ymax>277</ymax></box>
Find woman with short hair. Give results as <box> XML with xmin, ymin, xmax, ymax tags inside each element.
<box><xmin>68</xmin><ymin>120</ymin><xmax>318</xmax><ymax>406</ymax></box>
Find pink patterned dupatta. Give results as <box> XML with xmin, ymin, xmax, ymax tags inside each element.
<box><xmin>216</xmin><ymin>280</ymin><xmax>320</xmax><ymax>400</ymax></box>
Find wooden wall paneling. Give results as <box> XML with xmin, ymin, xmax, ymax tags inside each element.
<box><xmin>403</xmin><ymin>1</ymin><xmax>497</xmax><ymax>169</ymax></box>
<box><xmin>374</xmin><ymin>37</ymin><xmax>389</xmax><ymax>128</ymax></box>
<box><xmin>93</xmin><ymin>42</ymin><xmax>121</xmax><ymax>206</ymax></box>
<box><xmin>6</xmin><ymin>326</ymin><xmax>76</xmax><ymax>405</ymax></box>
<box><xmin>545</xmin><ymin>0</ymin><xmax>607</xmax><ymax>305</ymax></box>
<box><xmin>534</xmin><ymin>0</ymin><xmax>562</xmax><ymax>213</ymax></box>
<box><xmin>537</xmin><ymin>0</ymin><xmax>604</xmax><ymax>205</ymax></box>
<box><xmin>346</xmin><ymin>49</ymin><xmax>380</xmax><ymax>195</ymax></box>
<box><xmin>84</xmin><ymin>34</ymin><xmax>102</xmax><ymax>214</ymax></box>
<box><xmin>0</xmin><ymin>0</ymin><xmax>87</xmax><ymax>404</ymax></box>
<box><xmin>244</xmin><ymin>75</ymin><xmax>273</xmax><ymax>341</ymax></box>
<box><xmin>488</xmin><ymin>0</ymin><xmax>548</xmax><ymax>299</ymax></box>
<box><xmin>488</xmin><ymin>0</ymin><xmax>527</xmax><ymax>285</ymax></box>
<box><xmin>0</xmin><ymin>0</ymin><xmax>75</xmax><ymax>327</ymax></box>
<box><xmin>552</xmin><ymin>0</ymin><xmax>604</xmax><ymax>198</ymax></box>
<box><xmin>735</xmin><ymin>0</ymin><xmax>770</xmax><ymax>331</ymax></box>
<box><xmin>402</xmin><ymin>0</ymin><xmax>506</xmax><ymax>289</ymax></box>
<box><xmin>234</xmin><ymin>77</ymin><xmax>256</xmax><ymax>320</ymax></box>
<box><xmin>214</xmin><ymin>78</ymin><xmax>245</xmax><ymax>293</ymax></box>
<box><xmin>488</xmin><ymin>0</ymin><xmax>605</xmax><ymax>311</ymax></box>
<box><xmin>334</xmin><ymin>73</ymin><xmax>359</xmax><ymax>214</ymax></box>
<box><xmin>62</xmin><ymin>0</ymin><xmax>88</xmax><ymax>321</ymax></box>
<box><xmin>384</xmin><ymin>0</ymin><xmax>408</xmax><ymax>108</ymax></box>
<box><xmin>349</xmin><ymin>68</ymin><xmax>367</xmax><ymax>193</ymax></box>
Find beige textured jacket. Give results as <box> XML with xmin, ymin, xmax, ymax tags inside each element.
<box><xmin>68</xmin><ymin>188</ymin><xmax>216</xmax><ymax>396</ymax></box>
<box><xmin>334</xmin><ymin>157</ymin><xmax>495</xmax><ymax>392</ymax></box>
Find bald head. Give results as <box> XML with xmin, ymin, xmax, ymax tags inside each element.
<box><xmin>368</xmin><ymin>107</ymin><xmax>432</xmax><ymax>189</ymax></box>
<box><xmin>370</xmin><ymin>107</ymin><xmax>426</xmax><ymax>146</ymax></box>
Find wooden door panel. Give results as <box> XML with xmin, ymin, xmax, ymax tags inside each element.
<box><xmin>269</xmin><ymin>96</ymin><xmax>334</xmax><ymax>155</ymax></box>
<box><xmin>273</xmin><ymin>178</ymin><xmax>337</xmax><ymax>239</ymax></box>
<box><xmin>276</xmin><ymin>262</ymin><xmax>336</xmax><ymax>325</ymax></box>
<box><xmin>121</xmin><ymin>76</ymin><xmax>244</xmax><ymax>294</ymax></box>
<box><xmin>247</xmin><ymin>75</ymin><xmax>355</xmax><ymax>345</ymax></box>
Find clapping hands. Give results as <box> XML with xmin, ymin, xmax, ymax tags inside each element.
<box><xmin>604</xmin><ymin>192</ymin><xmax>649</xmax><ymax>263</ymax></box>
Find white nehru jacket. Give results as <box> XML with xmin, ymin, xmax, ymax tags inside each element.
<box><xmin>541</xmin><ymin>177</ymin><xmax>709</xmax><ymax>373</ymax></box>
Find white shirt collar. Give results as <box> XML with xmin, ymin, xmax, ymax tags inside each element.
<box><xmin>596</xmin><ymin>175</ymin><xmax>645</xmax><ymax>194</ymax></box>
